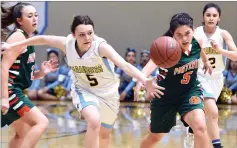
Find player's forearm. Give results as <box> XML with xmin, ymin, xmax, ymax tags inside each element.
<box><xmin>141</xmin><ymin>59</ymin><xmax>158</xmax><ymax>77</ymax></box>
<box><xmin>219</xmin><ymin>50</ymin><xmax>237</xmax><ymax>61</ymax></box>
<box><xmin>200</xmin><ymin>49</ymin><xmax>208</xmax><ymax>63</ymax></box>
<box><xmin>9</xmin><ymin>36</ymin><xmax>47</xmax><ymax>52</ymax></box>
<box><xmin>121</xmin><ymin>63</ymin><xmax>148</xmax><ymax>85</ymax></box>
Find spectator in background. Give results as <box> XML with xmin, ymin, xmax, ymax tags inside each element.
<box><xmin>46</xmin><ymin>56</ymin><xmax>73</xmax><ymax>100</ymax></box>
<box><xmin>120</xmin><ymin>50</ymin><xmax>159</xmax><ymax>101</ymax></box>
<box><xmin>224</xmin><ymin>59</ymin><xmax>237</xmax><ymax>93</ymax></box>
<box><xmin>223</xmin><ymin>59</ymin><xmax>237</xmax><ymax>104</ymax></box>
<box><xmin>116</xmin><ymin>48</ymin><xmax>137</xmax><ymax>101</ymax></box>
<box><xmin>37</xmin><ymin>48</ymin><xmax>60</xmax><ymax>100</ymax></box>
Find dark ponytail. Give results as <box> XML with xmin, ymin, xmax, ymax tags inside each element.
<box><xmin>1</xmin><ymin>2</ymin><xmax>33</xmax><ymax>40</ymax></box>
<box><xmin>163</xmin><ymin>12</ymin><xmax>194</xmax><ymax>37</ymax></box>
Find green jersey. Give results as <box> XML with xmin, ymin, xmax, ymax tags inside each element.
<box><xmin>157</xmin><ymin>38</ymin><xmax>201</xmax><ymax>95</ymax></box>
<box><xmin>7</xmin><ymin>29</ymin><xmax>36</xmax><ymax>90</ymax></box>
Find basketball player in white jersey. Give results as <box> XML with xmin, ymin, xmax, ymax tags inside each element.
<box><xmin>185</xmin><ymin>3</ymin><xmax>237</xmax><ymax>148</ymax></box>
<box><xmin>1</xmin><ymin>15</ymin><xmax>164</xmax><ymax>148</ymax></box>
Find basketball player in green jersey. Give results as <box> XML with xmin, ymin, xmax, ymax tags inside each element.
<box><xmin>135</xmin><ymin>13</ymin><xmax>212</xmax><ymax>148</ymax></box>
<box><xmin>1</xmin><ymin>3</ymin><xmax>57</xmax><ymax>148</ymax></box>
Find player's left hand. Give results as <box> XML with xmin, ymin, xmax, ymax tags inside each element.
<box><xmin>40</xmin><ymin>59</ymin><xmax>58</xmax><ymax>75</ymax></box>
<box><xmin>203</xmin><ymin>61</ymin><xmax>212</xmax><ymax>75</ymax></box>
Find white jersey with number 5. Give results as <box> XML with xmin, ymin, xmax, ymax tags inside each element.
<box><xmin>64</xmin><ymin>34</ymin><xmax>120</xmax><ymax>124</ymax></box>
<box><xmin>195</xmin><ymin>26</ymin><xmax>226</xmax><ymax>79</ymax></box>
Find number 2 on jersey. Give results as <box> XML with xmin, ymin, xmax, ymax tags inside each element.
<box><xmin>181</xmin><ymin>71</ymin><xmax>193</xmax><ymax>84</ymax></box>
<box><xmin>86</xmin><ymin>74</ymin><xmax>98</xmax><ymax>86</ymax></box>
<box><xmin>208</xmin><ymin>57</ymin><xmax>216</xmax><ymax>68</ymax></box>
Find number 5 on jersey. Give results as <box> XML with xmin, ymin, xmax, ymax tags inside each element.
<box><xmin>181</xmin><ymin>71</ymin><xmax>193</xmax><ymax>84</ymax></box>
<box><xmin>86</xmin><ymin>74</ymin><xmax>98</xmax><ymax>86</ymax></box>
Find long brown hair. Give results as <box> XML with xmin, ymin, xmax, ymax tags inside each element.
<box><xmin>1</xmin><ymin>2</ymin><xmax>33</xmax><ymax>40</ymax></box>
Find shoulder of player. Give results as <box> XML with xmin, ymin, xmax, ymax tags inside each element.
<box><xmin>193</xmin><ymin>36</ymin><xmax>204</xmax><ymax>48</ymax></box>
<box><xmin>6</xmin><ymin>31</ymin><xmax>27</xmax><ymax>44</ymax></box>
<box><xmin>220</xmin><ymin>29</ymin><xmax>232</xmax><ymax>40</ymax></box>
<box><xmin>98</xmin><ymin>41</ymin><xmax>110</xmax><ymax>53</ymax></box>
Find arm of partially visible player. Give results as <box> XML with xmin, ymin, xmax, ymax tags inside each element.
<box><xmin>215</xmin><ymin>30</ymin><xmax>237</xmax><ymax>61</ymax></box>
<box><xmin>1</xmin><ymin>32</ymin><xmax>28</xmax><ymax>113</ymax></box>
<box><xmin>2</xmin><ymin>35</ymin><xmax>67</xmax><ymax>54</ymax></box>
<box><xmin>99</xmin><ymin>42</ymin><xmax>164</xmax><ymax>98</ymax></box>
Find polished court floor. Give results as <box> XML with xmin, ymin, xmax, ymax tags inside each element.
<box><xmin>1</xmin><ymin>101</ymin><xmax>237</xmax><ymax>148</ymax></box>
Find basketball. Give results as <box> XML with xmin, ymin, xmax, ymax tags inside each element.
<box><xmin>150</xmin><ymin>36</ymin><xmax>182</xmax><ymax>68</ymax></box>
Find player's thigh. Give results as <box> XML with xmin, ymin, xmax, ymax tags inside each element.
<box><xmin>100</xmin><ymin>94</ymin><xmax>119</xmax><ymax>129</ymax></box>
<box><xmin>179</xmin><ymin>86</ymin><xmax>204</xmax><ymax>127</ymax></box>
<box><xmin>150</xmin><ymin>99</ymin><xmax>178</xmax><ymax>133</ymax></box>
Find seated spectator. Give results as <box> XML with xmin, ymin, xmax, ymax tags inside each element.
<box><xmin>116</xmin><ymin>48</ymin><xmax>137</xmax><ymax>101</ymax></box>
<box><xmin>224</xmin><ymin>59</ymin><xmax>237</xmax><ymax>93</ymax></box>
<box><xmin>46</xmin><ymin>57</ymin><xmax>73</xmax><ymax>100</ymax></box>
<box><xmin>219</xmin><ymin>59</ymin><xmax>237</xmax><ymax>104</ymax></box>
<box><xmin>121</xmin><ymin>50</ymin><xmax>159</xmax><ymax>101</ymax></box>
<box><xmin>38</xmin><ymin>48</ymin><xmax>60</xmax><ymax>100</ymax></box>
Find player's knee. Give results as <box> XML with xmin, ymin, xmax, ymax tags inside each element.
<box><xmin>100</xmin><ymin>131</ymin><xmax>111</xmax><ymax>140</ymax></box>
<box><xmin>208</xmin><ymin>108</ymin><xmax>219</xmax><ymax>120</ymax></box>
<box><xmin>37</xmin><ymin>116</ymin><xmax>49</xmax><ymax>131</ymax></box>
<box><xmin>87</xmin><ymin>117</ymin><xmax>101</xmax><ymax>130</ymax></box>
<box><xmin>148</xmin><ymin>133</ymin><xmax>163</xmax><ymax>143</ymax></box>
<box><xmin>191</xmin><ymin>121</ymin><xmax>207</xmax><ymax>136</ymax></box>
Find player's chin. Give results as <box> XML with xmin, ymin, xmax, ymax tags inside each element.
<box><xmin>83</xmin><ymin>43</ymin><xmax>91</xmax><ymax>49</ymax></box>
<box><xmin>180</xmin><ymin>44</ymin><xmax>189</xmax><ymax>50</ymax></box>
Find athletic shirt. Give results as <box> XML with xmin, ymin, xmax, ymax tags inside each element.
<box><xmin>6</xmin><ymin>29</ymin><xmax>36</xmax><ymax>90</ymax></box>
<box><xmin>195</xmin><ymin>26</ymin><xmax>226</xmax><ymax>79</ymax></box>
<box><xmin>157</xmin><ymin>38</ymin><xmax>200</xmax><ymax>95</ymax></box>
<box><xmin>65</xmin><ymin>34</ymin><xmax>120</xmax><ymax>98</ymax></box>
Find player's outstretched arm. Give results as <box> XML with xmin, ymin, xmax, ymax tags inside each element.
<box><xmin>1</xmin><ymin>35</ymin><xmax>67</xmax><ymax>54</ymax></box>
<box><xmin>98</xmin><ymin>42</ymin><xmax>164</xmax><ymax>99</ymax></box>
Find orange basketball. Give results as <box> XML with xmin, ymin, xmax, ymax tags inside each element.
<box><xmin>150</xmin><ymin>36</ymin><xmax>182</xmax><ymax>68</ymax></box>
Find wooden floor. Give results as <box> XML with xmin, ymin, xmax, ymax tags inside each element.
<box><xmin>1</xmin><ymin>101</ymin><xmax>237</xmax><ymax>148</ymax></box>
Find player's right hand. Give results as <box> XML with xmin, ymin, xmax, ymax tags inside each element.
<box><xmin>145</xmin><ymin>77</ymin><xmax>165</xmax><ymax>99</ymax></box>
<box><xmin>1</xmin><ymin>98</ymin><xmax>9</xmax><ymax>115</ymax></box>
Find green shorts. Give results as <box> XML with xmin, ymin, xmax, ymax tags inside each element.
<box><xmin>150</xmin><ymin>86</ymin><xmax>204</xmax><ymax>133</ymax></box>
<box><xmin>1</xmin><ymin>88</ymin><xmax>34</xmax><ymax>127</ymax></box>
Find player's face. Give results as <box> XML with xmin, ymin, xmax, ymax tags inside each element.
<box><xmin>126</xmin><ymin>51</ymin><xmax>136</xmax><ymax>64</ymax></box>
<box><xmin>73</xmin><ymin>24</ymin><xmax>94</xmax><ymax>50</ymax></box>
<box><xmin>203</xmin><ymin>7</ymin><xmax>220</xmax><ymax>28</ymax></box>
<box><xmin>17</xmin><ymin>5</ymin><xmax>38</xmax><ymax>34</ymax></box>
<box><xmin>140</xmin><ymin>53</ymin><xmax>150</xmax><ymax>66</ymax></box>
<box><xmin>173</xmin><ymin>25</ymin><xmax>194</xmax><ymax>51</ymax></box>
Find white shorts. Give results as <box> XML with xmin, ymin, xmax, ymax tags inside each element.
<box><xmin>198</xmin><ymin>75</ymin><xmax>224</xmax><ymax>101</ymax></box>
<box><xmin>71</xmin><ymin>87</ymin><xmax>119</xmax><ymax>128</ymax></box>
